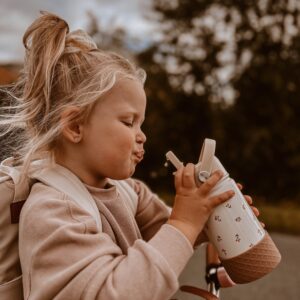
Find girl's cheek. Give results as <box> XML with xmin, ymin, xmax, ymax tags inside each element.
<box><xmin>119</xmin><ymin>134</ymin><xmax>134</xmax><ymax>150</ymax></box>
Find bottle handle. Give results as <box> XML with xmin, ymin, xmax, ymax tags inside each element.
<box><xmin>195</xmin><ymin>138</ymin><xmax>216</xmax><ymax>183</ymax></box>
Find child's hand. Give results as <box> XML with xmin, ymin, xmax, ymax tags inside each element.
<box><xmin>195</xmin><ymin>187</ymin><xmax>264</xmax><ymax>245</ymax></box>
<box><xmin>167</xmin><ymin>163</ymin><xmax>235</xmax><ymax>245</ymax></box>
<box><xmin>237</xmin><ymin>183</ymin><xmax>265</xmax><ymax>229</ymax></box>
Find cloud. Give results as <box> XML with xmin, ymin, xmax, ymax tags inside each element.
<box><xmin>0</xmin><ymin>0</ymin><xmax>155</xmax><ymax>63</ymax></box>
<box><xmin>0</xmin><ymin>7</ymin><xmax>33</xmax><ymax>63</ymax></box>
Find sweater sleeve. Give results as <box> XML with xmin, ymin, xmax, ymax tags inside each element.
<box><xmin>19</xmin><ymin>183</ymin><xmax>193</xmax><ymax>300</ymax></box>
<box><xmin>125</xmin><ymin>178</ymin><xmax>172</xmax><ymax>241</ymax></box>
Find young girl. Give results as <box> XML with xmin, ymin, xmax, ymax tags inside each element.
<box><xmin>0</xmin><ymin>12</ymin><xmax>260</xmax><ymax>300</ymax></box>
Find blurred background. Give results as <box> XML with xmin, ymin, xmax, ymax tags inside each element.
<box><xmin>0</xmin><ymin>0</ymin><xmax>300</xmax><ymax>299</ymax></box>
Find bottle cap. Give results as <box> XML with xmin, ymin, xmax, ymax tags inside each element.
<box><xmin>195</xmin><ymin>139</ymin><xmax>228</xmax><ymax>183</ymax></box>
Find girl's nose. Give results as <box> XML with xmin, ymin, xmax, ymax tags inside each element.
<box><xmin>137</xmin><ymin>129</ymin><xmax>146</xmax><ymax>144</ymax></box>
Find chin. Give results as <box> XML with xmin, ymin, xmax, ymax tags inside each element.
<box><xmin>110</xmin><ymin>169</ymin><xmax>135</xmax><ymax>181</ymax></box>
<box><xmin>109</xmin><ymin>161</ymin><xmax>137</xmax><ymax>180</ymax></box>
<box><xmin>126</xmin><ymin>168</ymin><xmax>136</xmax><ymax>178</ymax></box>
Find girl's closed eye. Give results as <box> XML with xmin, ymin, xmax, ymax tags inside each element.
<box><xmin>122</xmin><ymin>120</ymin><xmax>134</xmax><ymax>127</ymax></box>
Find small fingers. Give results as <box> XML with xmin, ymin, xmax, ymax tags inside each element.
<box><xmin>182</xmin><ymin>163</ymin><xmax>196</xmax><ymax>188</ymax></box>
<box><xmin>251</xmin><ymin>206</ymin><xmax>260</xmax><ymax>217</ymax></box>
<box><xmin>210</xmin><ymin>190</ymin><xmax>235</xmax><ymax>208</ymax></box>
<box><xmin>174</xmin><ymin>165</ymin><xmax>184</xmax><ymax>189</ymax></box>
<box><xmin>237</xmin><ymin>183</ymin><xmax>243</xmax><ymax>190</ymax></box>
<box><xmin>244</xmin><ymin>195</ymin><xmax>253</xmax><ymax>205</ymax></box>
<box><xmin>245</xmin><ymin>196</ymin><xmax>260</xmax><ymax>218</ymax></box>
<box><xmin>200</xmin><ymin>170</ymin><xmax>224</xmax><ymax>195</ymax></box>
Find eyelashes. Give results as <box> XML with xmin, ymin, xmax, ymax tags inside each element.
<box><xmin>122</xmin><ymin>121</ymin><xmax>134</xmax><ymax>127</ymax></box>
<box><xmin>121</xmin><ymin>117</ymin><xmax>144</xmax><ymax>128</ymax></box>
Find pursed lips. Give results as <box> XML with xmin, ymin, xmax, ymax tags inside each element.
<box><xmin>133</xmin><ymin>150</ymin><xmax>145</xmax><ymax>162</ymax></box>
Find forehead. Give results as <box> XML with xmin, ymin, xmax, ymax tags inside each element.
<box><xmin>94</xmin><ymin>78</ymin><xmax>146</xmax><ymax>114</ymax></box>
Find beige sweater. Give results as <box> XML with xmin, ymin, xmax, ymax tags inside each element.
<box><xmin>19</xmin><ymin>171</ymin><xmax>194</xmax><ymax>300</ymax></box>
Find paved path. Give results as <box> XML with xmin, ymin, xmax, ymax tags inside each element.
<box><xmin>172</xmin><ymin>233</ymin><xmax>300</xmax><ymax>300</ymax></box>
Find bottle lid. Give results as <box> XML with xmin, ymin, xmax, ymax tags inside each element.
<box><xmin>195</xmin><ymin>139</ymin><xmax>228</xmax><ymax>183</ymax></box>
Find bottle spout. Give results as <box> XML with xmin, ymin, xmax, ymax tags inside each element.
<box><xmin>165</xmin><ymin>151</ymin><xmax>183</xmax><ymax>170</ymax></box>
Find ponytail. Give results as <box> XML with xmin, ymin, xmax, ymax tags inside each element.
<box><xmin>22</xmin><ymin>11</ymin><xmax>69</xmax><ymax>122</ymax></box>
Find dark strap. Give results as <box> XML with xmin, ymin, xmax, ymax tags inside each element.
<box><xmin>10</xmin><ymin>200</ymin><xmax>26</xmax><ymax>224</ymax></box>
<box><xmin>180</xmin><ymin>285</ymin><xmax>219</xmax><ymax>300</ymax></box>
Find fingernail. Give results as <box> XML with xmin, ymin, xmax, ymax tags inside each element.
<box><xmin>229</xmin><ymin>190</ymin><xmax>235</xmax><ymax>196</ymax></box>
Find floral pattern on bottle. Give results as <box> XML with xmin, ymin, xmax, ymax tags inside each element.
<box><xmin>206</xmin><ymin>182</ymin><xmax>265</xmax><ymax>259</ymax></box>
<box><xmin>214</xmin><ymin>215</ymin><xmax>221</xmax><ymax>222</ymax></box>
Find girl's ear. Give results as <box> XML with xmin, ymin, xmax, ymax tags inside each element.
<box><xmin>60</xmin><ymin>106</ymin><xmax>84</xmax><ymax>143</ymax></box>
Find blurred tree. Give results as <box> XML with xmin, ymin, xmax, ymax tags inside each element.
<box><xmin>220</xmin><ymin>36</ymin><xmax>300</xmax><ymax>200</ymax></box>
<box><xmin>136</xmin><ymin>0</ymin><xmax>300</xmax><ymax>201</ymax></box>
<box><xmin>87</xmin><ymin>12</ymin><xmax>130</xmax><ymax>57</ymax></box>
<box><xmin>86</xmin><ymin>11</ymin><xmax>145</xmax><ymax>62</ymax></box>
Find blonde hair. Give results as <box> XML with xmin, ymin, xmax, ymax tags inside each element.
<box><xmin>0</xmin><ymin>11</ymin><xmax>146</xmax><ymax>177</ymax></box>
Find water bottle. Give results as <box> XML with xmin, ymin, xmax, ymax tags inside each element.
<box><xmin>166</xmin><ymin>138</ymin><xmax>281</xmax><ymax>283</ymax></box>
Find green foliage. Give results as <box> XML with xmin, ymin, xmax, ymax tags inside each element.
<box><xmin>135</xmin><ymin>0</ymin><xmax>300</xmax><ymax>202</ymax></box>
<box><xmin>257</xmin><ymin>202</ymin><xmax>300</xmax><ymax>235</ymax></box>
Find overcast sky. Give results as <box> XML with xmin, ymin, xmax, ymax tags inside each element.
<box><xmin>0</xmin><ymin>0</ymin><xmax>155</xmax><ymax>63</ymax></box>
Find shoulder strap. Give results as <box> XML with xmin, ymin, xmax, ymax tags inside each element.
<box><xmin>1</xmin><ymin>157</ymin><xmax>137</xmax><ymax>229</ymax></box>
<box><xmin>30</xmin><ymin>160</ymin><xmax>102</xmax><ymax>231</ymax></box>
<box><xmin>0</xmin><ymin>157</ymin><xmax>31</xmax><ymax>204</ymax></box>
<box><xmin>111</xmin><ymin>180</ymin><xmax>138</xmax><ymax>216</ymax></box>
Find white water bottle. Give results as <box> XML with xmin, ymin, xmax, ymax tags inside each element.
<box><xmin>166</xmin><ymin>138</ymin><xmax>281</xmax><ymax>283</ymax></box>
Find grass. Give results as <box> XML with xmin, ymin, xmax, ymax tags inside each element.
<box><xmin>256</xmin><ymin>202</ymin><xmax>300</xmax><ymax>235</ymax></box>
<box><xmin>157</xmin><ymin>191</ymin><xmax>300</xmax><ymax>235</ymax></box>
